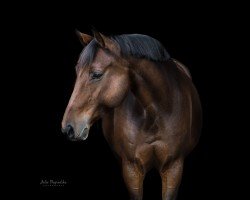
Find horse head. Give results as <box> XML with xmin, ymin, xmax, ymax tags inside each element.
<box><xmin>61</xmin><ymin>31</ymin><xmax>130</xmax><ymax>140</ymax></box>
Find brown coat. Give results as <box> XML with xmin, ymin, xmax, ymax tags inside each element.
<box><xmin>62</xmin><ymin>31</ymin><xmax>202</xmax><ymax>200</ymax></box>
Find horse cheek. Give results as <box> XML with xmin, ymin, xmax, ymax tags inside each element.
<box><xmin>102</xmin><ymin>74</ymin><xmax>129</xmax><ymax>107</ymax></box>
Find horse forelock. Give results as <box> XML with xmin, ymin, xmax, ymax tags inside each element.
<box><xmin>76</xmin><ymin>39</ymin><xmax>100</xmax><ymax>70</ymax></box>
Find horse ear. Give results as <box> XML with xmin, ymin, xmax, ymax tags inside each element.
<box><xmin>92</xmin><ymin>30</ymin><xmax>120</xmax><ymax>54</ymax></box>
<box><xmin>92</xmin><ymin>30</ymin><xmax>105</xmax><ymax>47</ymax></box>
<box><xmin>75</xmin><ymin>30</ymin><xmax>93</xmax><ymax>46</ymax></box>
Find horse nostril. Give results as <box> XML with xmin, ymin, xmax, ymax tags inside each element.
<box><xmin>62</xmin><ymin>124</ymin><xmax>74</xmax><ymax>137</ymax></box>
<box><xmin>67</xmin><ymin>125</ymin><xmax>74</xmax><ymax>137</ymax></box>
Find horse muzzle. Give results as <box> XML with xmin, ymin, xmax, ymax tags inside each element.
<box><xmin>61</xmin><ymin>123</ymin><xmax>90</xmax><ymax>141</ymax></box>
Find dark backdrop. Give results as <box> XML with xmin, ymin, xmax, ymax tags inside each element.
<box><xmin>36</xmin><ymin>3</ymin><xmax>237</xmax><ymax>199</ymax></box>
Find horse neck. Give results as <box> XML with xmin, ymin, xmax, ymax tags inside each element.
<box><xmin>129</xmin><ymin>58</ymin><xmax>178</xmax><ymax>119</ymax></box>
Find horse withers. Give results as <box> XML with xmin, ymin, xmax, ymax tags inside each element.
<box><xmin>62</xmin><ymin>30</ymin><xmax>202</xmax><ymax>200</ymax></box>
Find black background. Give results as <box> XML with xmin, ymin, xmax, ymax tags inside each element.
<box><xmin>34</xmin><ymin>2</ymin><xmax>241</xmax><ymax>199</ymax></box>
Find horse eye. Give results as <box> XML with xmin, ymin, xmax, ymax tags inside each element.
<box><xmin>90</xmin><ymin>72</ymin><xmax>103</xmax><ymax>80</ymax></box>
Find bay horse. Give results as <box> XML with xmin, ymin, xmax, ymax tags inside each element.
<box><xmin>62</xmin><ymin>30</ymin><xmax>202</xmax><ymax>200</ymax></box>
